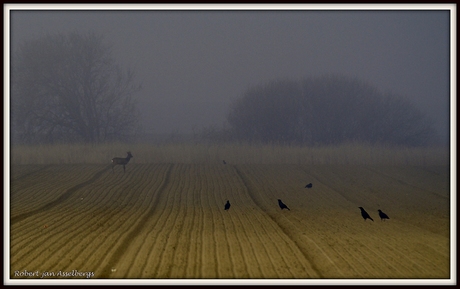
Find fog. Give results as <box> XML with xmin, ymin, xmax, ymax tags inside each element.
<box><xmin>8</xmin><ymin>5</ymin><xmax>452</xmax><ymax>142</ymax></box>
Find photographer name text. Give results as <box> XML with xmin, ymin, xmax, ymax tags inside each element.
<box><xmin>14</xmin><ymin>269</ymin><xmax>94</xmax><ymax>279</ymax></box>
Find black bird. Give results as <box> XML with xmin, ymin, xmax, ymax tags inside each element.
<box><xmin>305</xmin><ymin>183</ymin><xmax>313</xmax><ymax>189</ymax></box>
<box><xmin>223</xmin><ymin>160</ymin><xmax>227</xmax><ymax>165</ymax></box>
<box><xmin>359</xmin><ymin>207</ymin><xmax>374</xmax><ymax>221</ymax></box>
<box><xmin>278</xmin><ymin>199</ymin><xmax>290</xmax><ymax>210</ymax></box>
<box><xmin>378</xmin><ymin>209</ymin><xmax>390</xmax><ymax>221</ymax></box>
<box><xmin>224</xmin><ymin>200</ymin><xmax>231</xmax><ymax>211</ymax></box>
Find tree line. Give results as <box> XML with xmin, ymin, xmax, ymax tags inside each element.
<box><xmin>11</xmin><ymin>31</ymin><xmax>438</xmax><ymax>146</ymax></box>
<box><xmin>225</xmin><ymin>75</ymin><xmax>438</xmax><ymax>146</ymax></box>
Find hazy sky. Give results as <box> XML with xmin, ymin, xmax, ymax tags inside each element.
<box><xmin>7</xmin><ymin>5</ymin><xmax>453</xmax><ymax>140</ymax></box>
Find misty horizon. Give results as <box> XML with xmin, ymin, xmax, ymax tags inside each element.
<box><xmin>7</xmin><ymin>5</ymin><xmax>453</xmax><ymax>144</ymax></box>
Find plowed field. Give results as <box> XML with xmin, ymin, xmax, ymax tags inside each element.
<box><xmin>9</xmin><ymin>164</ymin><xmax>451</xmax><ymax>280</ymax></box>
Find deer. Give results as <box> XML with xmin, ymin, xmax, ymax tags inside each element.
<box><xmin>111</xmin><ymin>152</ymin><xmax>133</xmax><ymax>173</ymax></box>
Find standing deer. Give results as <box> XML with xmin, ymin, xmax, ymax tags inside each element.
<box><xmin>111</xmin><ymin>152</ymin><xmax>133</xmax><ymax>173</ymax></box>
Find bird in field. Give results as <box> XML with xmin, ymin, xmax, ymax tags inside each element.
<box><xmin>223</xmin><ymin>160</ymin><xmax>227</xmax><ymax>164</ymax></box>
<box><xmin>305</xmin><ymin>183</ymin><xmax>313</xmax><ymax>188</ymax></box>
<box><xmin>378</xmin><ymin>209</ymin><xmax>390</xmax><ymax>221</ymax></box>
<box><xmin>224</xmin><ymin>200</ymin><xmax>231</xmax><ymax>211</ymax></box>
<box><xmin>278</xmin><ymin>199</ymin><xmax>290</xmax><ymax>210</ymax></box>
<box><xmin>359</xmin><ymin>207</ymin><xmax>374</xmax><ymax>221</ymax></box>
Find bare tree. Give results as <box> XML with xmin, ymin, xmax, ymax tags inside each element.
<box><xmin>226</xmin><ymin>74</ymin><xmax>438</xmax><ymax>146</ymax></box>
<box><xmin>11</xmin><ymin>31</ymin><xmax>142</xmax><ymax>144</ymax></box>
<box><xmin>227</xmin><ymin>79</ymin><xmax>302</xmax><ymax>144</ymax></box>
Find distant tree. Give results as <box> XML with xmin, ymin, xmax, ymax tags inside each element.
<box><xmin>11</xmin><ymin>31</ymin><xmax>142</xmax><ymax>144</ymax></box>
<box><xmin>227</xmin><ymin>79</ymin><xmax>302</xmax><ymax>144</ymax></box>
<box><xmin>227</xmin><ymin>75</ymin><xmax>438</xmax><ymax>146</ymax></box>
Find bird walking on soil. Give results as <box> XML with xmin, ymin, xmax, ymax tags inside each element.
<box><xmin>305</xmin><ymin>183</ymin><xmax>313</xmax><ymax>188</ymax></box>
<box><xmin>359</xmin><ymin>207</ymin><xmax>374</xmax><ymax>221</ymax></box>
<box><xmin>378</xmin><ymin>209</ymin><xmax>390</xmax><ymax>221</ymax></box>
<box><xmin>224</xmin><ymin>200</ymin><xmax>231</xmax><ymax>211</ymax></box>
<box><xmin>223</xmin><ymin>160</ymin><xmax>227</xmax><ymax>164</ymax></box>
<box><xmin>278</xmin><ymin>199</ymin><xmax>290</xmax><ymax>210</ymax></box>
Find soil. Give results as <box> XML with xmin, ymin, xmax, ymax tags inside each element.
<box><xmin>9</xmin><ymin>164</ymin><xmax>451</xmax><ymax>282</ymax></box>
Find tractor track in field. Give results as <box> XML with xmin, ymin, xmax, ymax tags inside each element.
<box><xmin>10</xmin><ymin>165</ymin><xmax>54</xmax><ymax>182</ymax></box>
<box><xmin>11</xmin><ymin>165</ymin><xmax>112</xmax><ymax>225</ymax></box>
<box><xmin>9</xmin><ymin>166</ymin><xmax>130</xmax><ymax>271</ymax></box>
<box><xmin>364</xmin><ymin>166</ymin><xmax>449</xmax><ymax>200</ymax></box>
<box><xmin>98</xmin><ymin>164</ymin><xmax>173</xmax><ymax>278</ymax></box>
<box><xmin>295</xmin><ymin>164</ymin><xmax>449</xmax><ymax>277</ymax></box>
<box><xmin>233</xmin><ymin>165</ymin><xmax>327</xmax><ymax>278</ymax></box>
<box><xmin>9</xmin><ymin>164</ymin><xmax>450</xmax><ymax>279</ymax></box>
<box><xmin>296</xmin><ymin>165</ymin><xmax>359</xmax><ymax>206</ymax></box>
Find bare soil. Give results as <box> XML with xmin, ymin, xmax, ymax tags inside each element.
<box><xmin>9</xmin><ymin>164</ymin><xmax>451</xmax><ymax>280</ymax></box>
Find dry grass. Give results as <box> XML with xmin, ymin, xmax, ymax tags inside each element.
<box><xmin>9</xmin><ymin>142</ymin><xmax>449</xmax><ymax>166</ymax></box>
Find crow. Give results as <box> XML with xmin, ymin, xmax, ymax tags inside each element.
<box><xmin>378</xmin><ymin>209</ymin><xmax>390</xmax><ymax>221</ymax></box>
<box><xmin>278</xmin><ymin>199</ymin><xmax>290</xmax><ymax>210</ymax></box>
<box><xmin>359</xmin><ymin>207</ymin><xmax>374</xmax><ymax>221</ymax></box>
<box><xmin>305</xmin><ymin>183</ymin><xmax>313</xmax><ymax>188</ymax></box>
<box><xmin>223</xmin><ymin>160</ymin><xmax>227</xmax><ymax>165</ymax></box>
<box><xmin>224</xmin><ymin>200</ymin><xmax>231</xmax><ymax>211</ymax></box>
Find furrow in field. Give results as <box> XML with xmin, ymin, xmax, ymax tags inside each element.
<box><xmin>208</xmin><ymin>165</ymin><xmax>253</xmax><ymax>278</ymax></box>
<box><xmin>10</xmin><ymin>164</ymin><xmax>153</xmax><ymax>272</ymax></box>
<box><xmin>232</xmin><ymin>206</ymin><xmax>282</xmax><ymax>278</ymax></box>
<box><xmin>184</xmin><ymin>172</ymin><xmax>205</xmax><ymax>278</ymax></box>
<box><xmin>235</xmin><ymin>167</ymin><xmax>327</xmax><ymax>277</ymax></box>
<box><xmin>222</xmin><ymin>165</ymin><xmax>287</xmax><ymax>278</ymax></box>
<box><xmin>297</xmin><ymin>165</ymin><xmax>450</xmax><ymax>276</ymax></box>
<box><xmin>225</xmin><ymin>203</ymin><xmax>264</xmax><ymax>278</ymax></box>
<box><xmin>180</xmin><ymin>165</ymin><xmax>208</xmax><ymax>278</ymax></box>
<box><xmin>299</xmin><ymin>164</ymin><xmax>449</xmax><ymax>222</ymax></box>
<box><xmin>10</xmin><ymin>166</ymin><xmax>100</xmax><ymax>214</ymax></box>
<box><xmin>237</xmin><ymin>166</ymin><xmax>342</xmax><ymax>277</ymax></box>
<box><xmin>208</xmin><ymin>199</ymin><xmax>236</xmax><ymax>277</ymax></box>
<box><xmin>257</xmin><ymin>164</ymin><xmax>450</xmax><ymax>278</ymax></box>
<box><xmin>221</xmin><ymin>209</ymin><xmax>250</xmax><ymax>278</ymax></box>
<box><xmin>133</xmin><ymin>164</ymin><xmax>313</xmax><ymax>278</ymax></box>
<box><xmin>206</xmin><ymin>165</ymin><xmax>262</xmax><ymax>278</ymax></box>
<box><xmin>156</xmin><ymin>165</ymin><xmax>193</xmax><ymax>278</ymax></box>
<box><xmin>10</xmin><ymin>164</ymin><xmax>170</xmax><ymax>277</ymax></box>
<box><xmin>120</xmin><ymin>162</ymin><xmax>192</xmax><ymax>278</ymax></box>
<box><xmin>109</xmin><ymin>164</ymin><xmax>178</xmax><ymax>278</ymax></box>
<box><xmin>10</xmin><ymin>165</ymin><xmax>53</xmax><ymax>183</ymax></box>
<box><xmin>371</xmin><ymin>165</ymin><xmax>449</xmax><ymax>196</ymax></box>
<box><xmin>10</xmin><ymin>166</ymin><xmax>115</xmax><ymax>263</ymax></box>
<box><xmin>64</xmin><ymin>164</ymin><xmax>162</xmax><ymax>275</ymax></box>
<box><xmin>199</xmin><ymin>165</ymin><xmax>219</xmax><ymax>278</ymax></box>
<box><xmin>97</xmin><ymin>164</ymin><xmax>173</xmax><ymax>278</ymax></box>
<box><xmin>56</xmin><ymin>164</ymin><xmax>166</xmax><ymax>273</ymax></box>
<box><xmin>10</xmin><ymin>165</ymin><xmax>100</xmax><ymax>201</ymax></box>
<box><xmin>307</xmin><ymin>165</ymin><xmax>447</xmax><ymax>277</ymax></box>
<box><xmin>11</xmin><ymin>165</ymin><xmax>111</xmax><ymax>225</ymax></box>
<box><xmin>237</xmin><ymin>164</ymin><xmax>420</xmax><ymax>277</ymax></box>
<box><xmin>141</xmin><ymin>164</ymin><xmax>192</xmax><ymax>278</ymax></box>
<box><xmin>208</xmin><ymin>164</ymin><xmax>272</xmax><ymax>278</ymax></box>
<box><xmin>216</xmin><ymin>167</ymin><xmax>248</xmax><ymax>278</ymax></box>
<box><xmin>168</xmin><ymin>166</ymin><xmax>202</xmax><ymax>278</ymax></box>
<box><xmin>273</xmin><ymin>166</ymin><xmax>405</xmax><ymax>277</ymax></box>
<box><xmin>365</xmin><ymin>167</ymin><xmax>449</xmax><ymax>200</ymax></box>
<box><xmin>227</xmin><ymin>166</ymin><xmax>313</xmax><ymax>278</ymax></box>
<box><xmin>9</xmin><ymin>163</ymin><xmax>450</xmax><ymax>279</ymax></box>
<box><xmin>9</xmin><ymin>170</ymin><xmax>130</xmax><ymax>245</ymax></box>
<box><xmin>210</xmin><ymin>164</ymin><xmax>251</xmax><ymax>278</ymax></box>
<box><xmin>117</xmin><ymin>164</ymin><xmax>196</xmax><ymax>278</ymax></box>
<box><xmin>301</xmin><ymin>165</ymin><xmax>449</xmax><ymax>227</ymax></box>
